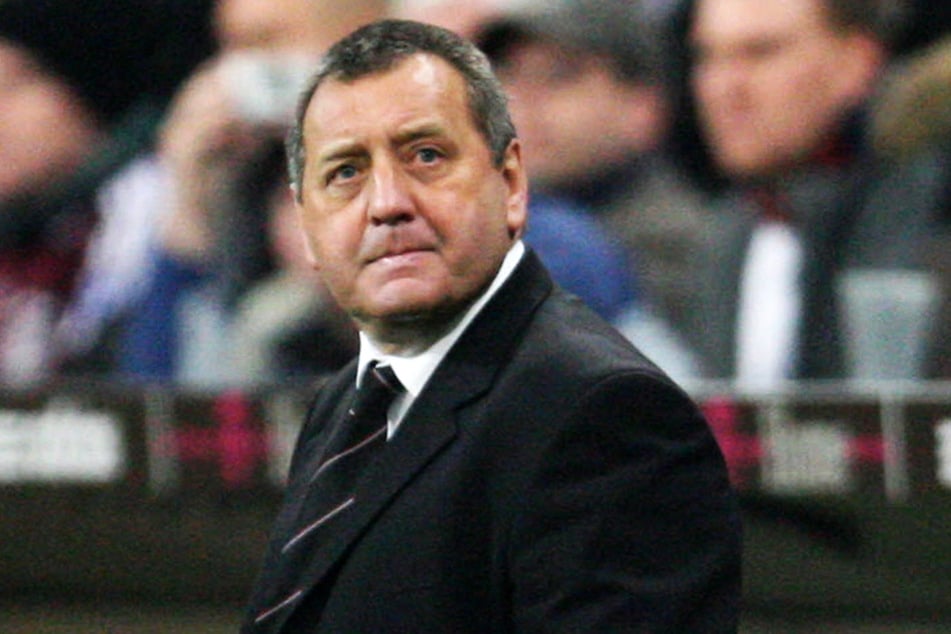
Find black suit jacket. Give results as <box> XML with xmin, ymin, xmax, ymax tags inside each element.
<box><xmin>242</xmin><ymin>250</ymin><xmax>741</xmax><ymax>633</ymax></box>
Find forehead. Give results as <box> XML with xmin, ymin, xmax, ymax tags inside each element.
<box><xmin>303</xmin><ymin>54</ymin><xmax>475</xmax><ymax>149</ymax></box>
<box><xmin>692</xmin><ymin>0</ymin><xmax>829</xmax><ymax>42</ymax></box>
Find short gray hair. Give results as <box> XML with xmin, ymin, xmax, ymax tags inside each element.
<box><xmin>286</xmin><ymin>19</ymin><xmax>517</xmax><ymax>199</ymax></box>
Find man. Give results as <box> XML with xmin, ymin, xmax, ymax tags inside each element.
<box><xmin>684</xmin><ymin>0</ymin><xmax>944</xmax><ymax>385</ymax></box>
<box><xmin>689</xmin><ymin>0</ymin><xmax>889</xmax><ymax>182</ymax></box>
<box><xmin>475</xmin><ymin>0</ymin><xmax>712</xmax><ymax>380</ymax></box>
<box><xmin>242</xmin><ymin>19</ymin><xmax>740</xmax><ymax>633</ymax></box>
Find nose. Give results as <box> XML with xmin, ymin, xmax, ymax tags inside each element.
<box><xmin>366</xmin><ymin>159</ymin><xmax>414</xmax><ymax>226</ymax></box>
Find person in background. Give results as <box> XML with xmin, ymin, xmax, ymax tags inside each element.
<box><xmin>869</xmin><ymin>35</ymin><xmax>951</xmax><ymax>378</ymax></box>
<box><xmin>682</xmin><ymin>0</ymin><xmax>946</xmax><ymax>386</ymax></box>
<box><xmin>242</xmin><ymin>19</ymin><xmax>740</xmax><ymax>632</ymax></box>
<box><xmin>119</xmin><ymin>0</ymin><xmax>388</xmax><ymax>385</ymax></box>
<box><xmin>0</xmin><ymin>0</ymin><xmax>214</xmax><ymax>384</ymax></box>
<box><xmin>475</xmin><ymin>0</ymin><xmax>710</xmax><ymax>381</ymax></box>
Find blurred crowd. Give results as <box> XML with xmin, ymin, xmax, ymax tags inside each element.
<box><xmin>0</xmin><ymin>0</ymin><xmax>948</xmax><ymax>390</ymax></box>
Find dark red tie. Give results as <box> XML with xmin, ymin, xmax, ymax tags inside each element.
<box><xmin>248</xmin><ymin>362</ymin><xmax>406</xmax><ymax>628</ymax></box>
<box><xmin>282</xmin><ymin>361</ymin><xmax>404</xmax><ymax>554</ymax></box>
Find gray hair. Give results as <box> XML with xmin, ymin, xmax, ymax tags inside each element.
<box><xmin>286</xmin><ymin>19</ymin><xmax>517</xmax><ymax>199</ymax></box>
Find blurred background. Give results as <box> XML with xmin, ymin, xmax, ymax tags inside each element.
<box><xmin>1</xmin><ymin>0</ymin><xmax>949</xmax><ymax>631</ymax></box>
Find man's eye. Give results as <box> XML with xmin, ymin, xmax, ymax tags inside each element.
<box><xmin>329</xmin><ymin>164</ymin><xmax>358</xmax><ymax>183</ymax></box>
<box><xmin>417</xmin><ymin>147</ymin><xmax>441</xmax><ymax>164</ymax></box>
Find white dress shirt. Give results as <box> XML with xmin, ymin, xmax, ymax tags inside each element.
<box><xmin>735</xmin><ymin>220</ymin><xmax>802</xmax><ymax>390</ymax></box>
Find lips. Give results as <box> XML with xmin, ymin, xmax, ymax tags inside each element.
<box><xmin>367</xmin><ymin>244</ymin><xmax>434</xmax><ymax>265</ymax></box>
<box><xmin>362</xmin><ymin>229</ymin><xmax>438</xmax><ymax>264</ymax></box>
<box><xmin>370</xmin><ymin>250</ymin><xmax>434</xmax><ymax>270</ymax></box>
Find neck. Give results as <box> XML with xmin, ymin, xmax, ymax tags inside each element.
<box><xmin>356</xmin><ymin>302</ymin><xmax>472</xmax><ymax>357</ymax></box>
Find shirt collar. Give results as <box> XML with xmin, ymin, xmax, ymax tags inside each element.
<box><xmin>357</xmin><ymin>240</ymin><xmax>525</xmax><ymax>397</ymax></box>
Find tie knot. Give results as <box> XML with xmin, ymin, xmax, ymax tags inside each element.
<box><xmin>352</xmin><ymin>361</ymin><xmax>405</xmax><ymax>424</ymax></box>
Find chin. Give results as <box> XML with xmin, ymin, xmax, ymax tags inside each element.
<box><xmin>358</xmin><ymin>293</ymin><xmax>474</xmax><ymax>334</ymax></box>
<box><xmin>717</xmin><ymin>152</ymin><xmax>768</xmax><ymax>180</ymax></box>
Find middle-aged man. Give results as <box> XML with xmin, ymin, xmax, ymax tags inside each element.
<box><xmin>474</xmin><ymin>0</ymin><xmax>713</xmax><ymax>381</ymax></box>
<box><xmin>683</xmin><ymin>0</ymin><xmax>948</xmax><ymax>386</ymax></box>
<box><xmin>241</xmin><ymin>19</ymin><xmax>741</xmax><ymax>633</ymax></box>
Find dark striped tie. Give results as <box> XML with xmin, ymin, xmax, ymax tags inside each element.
<box><xmin>282</xmin><ymin>361</ymin><xmax>404</xmax><ymax>555</ymax></box>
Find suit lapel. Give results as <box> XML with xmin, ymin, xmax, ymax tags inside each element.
<box><xmin>275</xmin><ymin>250</ymin><xmax>554</xmax><ymax>628</ymax></box>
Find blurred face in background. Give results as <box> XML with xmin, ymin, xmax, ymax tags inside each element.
<box><xmin>0</xmin><ymin>42</ymin><xmax>101</xmax><ymax>200</ymax></box>
<box><xmin>689</xmin><ymin>0</ymin><xmax>883</xmax><ymax>179</ymax></box>
<box><xmin>494</xmin><ymin>35</ymin><xmax>665</xmax><ymax>189</ymax></box>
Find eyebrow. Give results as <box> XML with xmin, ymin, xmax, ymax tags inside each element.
<box><xmin>314</xmin><ymin>121</ymin><xmax>450</xmax><ymax>166</ymax></box>
<box><xmin>391</xmin><ymin>122</ymin><xmax>448</xmax><ymax>147</ymax></box>
<box><xmin>315</xmin><ymin>140</ymin><xmax>366</xmax><ymax>166</ymax></box>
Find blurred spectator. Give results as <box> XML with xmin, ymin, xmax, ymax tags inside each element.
<box><xmin>869</xmin><ymin>35</ymin><xmax>951</xmax><ymax>378</ymax></box>
<box><xmin>682</xmin><ymin>0</ymin><xmax>948</xmax><ymax>387</ymax></box>
<box><xmin>872</xmin><ymin>35</ymin><xmax>951</xmax><ymax>162</ymax></box>
<box><xmin>476</xmin><ymin>0</ymin><xmax>708</xmax><ymax>380</ymax></box>
<box><xmin>0</xmin><ymin>0</ymin><xmax>215</xmax><ymax>384</ymax></box>
<box><xmin>120</xmin><ymin>0</ymin><xmax>388</xmax><ymax>385</ymax></box>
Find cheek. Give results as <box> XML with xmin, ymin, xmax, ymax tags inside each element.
<box><xmin>691</xmin><ymin>64</ymin><xmax>728</xmax><ymax>103</ymax></box>
<box><xmin>764</xmin><ymin>68</ymin><xmax>833</xmax><ymax>133</ymax></box>
<box><xmin>294</xmin><ymin>212</ymin><xmax>322</xmax><ymax>264</ymax></box>
<box><xmin>768</xmin><ymin>46</ymin><xmax>832</xmax><ymax>102</ymax></box>
<box><xmin>308</xmin><ymin>227</ymin><xmax>350</xmax><ymax>272</ymax></box>
<box><xmin>467</xmin><ymin>193</ymin><xmax>518</xmax><ymax>255</ymax></box>
<box><xmin>298</xmin><ymin>211</ymin><xmax>347</xmax><ymax>269</ymax></box>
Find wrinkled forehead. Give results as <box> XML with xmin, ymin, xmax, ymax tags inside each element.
<box><xmin>309</xmin><ymin>53</ymin><xmax>471</xmax><ymax>122</ymax></box>
<box><xmin>303</xmin><ymin>54</ymin><xmax>475</xmax><ymax>148</ymax></box>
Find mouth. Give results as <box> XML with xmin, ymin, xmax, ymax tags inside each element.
<box><xmin>370</xmin><ymin>247</ymin><xmax>435</xmax><ymax>267</ymax></box>
<box><xmin>364</xmin><ymin>232</ymin><xmax>438</xmax><ymax>265</ymax></box>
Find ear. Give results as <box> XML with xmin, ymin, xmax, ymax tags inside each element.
<box><xmin>836</xmin><ymin>32</ymin><xmax>887</xmax><ymax>104</ymax></box>
<box><xmin>293</xmin><ymin>195</ymin><xmax>322</xmax><ymax>271</ymax></box>
<box><xmin>499</xmin><ymin>139</ymin><xmax>529</xmax><ymax>239</ymax></box>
